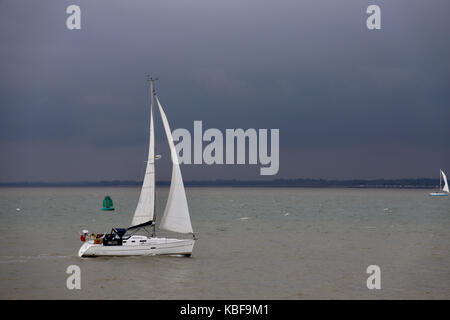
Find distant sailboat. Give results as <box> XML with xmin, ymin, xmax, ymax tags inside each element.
<box><xmin>78</xmin><ymin>78</ymin><xmax>196</xmax><ymax>257</ymax></box>
<box><xmin>429</xmin><ymin>169</ymin><xmax>449</xmax><ymax>197</ymax></box>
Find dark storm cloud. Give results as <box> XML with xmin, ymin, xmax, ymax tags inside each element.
<box><xmin>0</xmin><ymin>0</ymin><xmax>449</xmax><ymax>181</ymax></box>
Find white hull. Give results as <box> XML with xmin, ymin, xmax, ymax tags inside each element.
<box><xmin>79</xmin><ymin>236</ymin><xmax>195</xmax><ymax>257</ymax></box>
<box><xmin>429</xmin><ymin>192</ymin><xmax>448</xmax><ymax>196</ymax></box>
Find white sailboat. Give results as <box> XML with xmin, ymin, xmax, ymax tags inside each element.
<box><xmin>429</xmin><ymin>169</ymin><xmax>449</xmax><ymax>197</ymax></box>
<box><xmin>78</xmin><ymin>78</ymin><xmax>196</xmax><ymax>257</ymax></box>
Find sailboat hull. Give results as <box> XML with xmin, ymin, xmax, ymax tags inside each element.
<box><xmin>78</xmin><ymin>237</ymin><xmax>195</xmax><ymax>257</ymax></box>
<box><xmin>429</xmin><ymin>192</ymin><xmax>448</xmax><ymax>196</ymax></box>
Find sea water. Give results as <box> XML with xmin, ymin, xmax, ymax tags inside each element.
<box><xmin>0</xmin><ymin>187</ymin><xmax>448</xmax><ymax>299</ymax></box>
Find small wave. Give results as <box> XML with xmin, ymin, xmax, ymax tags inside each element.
<box><xmin>0</xmin><ymin>254</ymin><xmax>71</xmax><ymax>264</ymax></box>
<box><xmin>238</xmin><ymin>217</ymin><xmax>250</xmax><ymax>220</ymax></box>
<box><xmin>0</xmin><ymin>259</ymin><xmax>28</xmax><ymax>264</ymax></box>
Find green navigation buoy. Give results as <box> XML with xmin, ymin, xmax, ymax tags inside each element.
<box><xmin>101</xmin><ymin>196</ymin><xmax>115</xmax><ymax>211</ymax></box>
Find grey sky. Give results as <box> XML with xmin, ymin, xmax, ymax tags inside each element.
<box><xmin>0</xmin><ymin>0</ymin><xmax>449</xmax><ymax>182</ymax></box>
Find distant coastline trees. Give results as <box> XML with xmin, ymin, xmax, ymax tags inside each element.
<box><xmin>0</xmin><ymin>178</ymin><xmax>439</xmax><ymax>188</ymax></box>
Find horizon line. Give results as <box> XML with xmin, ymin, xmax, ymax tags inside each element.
<box><xmin>0</xmin><ymin>177</ymin><xmax>440</xmax><ymax>188</ymax></box>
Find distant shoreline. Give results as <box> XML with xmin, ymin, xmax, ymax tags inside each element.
<box><xmin>0</xmin><ymin>178</ymin><xmax>439</xmax><ymax>189</ymax></box>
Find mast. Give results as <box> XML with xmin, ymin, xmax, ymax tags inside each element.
<box><xmin>440</xmin><ymin>169</ymin><xmax>442</xmax><ymax>191</ymax></box>
<box><xmin>128</xmin><ymin>76</ymin><xmax>158</xmax><ymax>231</ymax></box>
<box><xmin>149</xmin><ymin>76</ymin><xmax>158</xmax><ymax>236</ymax></box>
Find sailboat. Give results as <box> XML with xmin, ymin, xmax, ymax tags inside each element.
<box><xmin>429</xmin><ymin>169</ymin><xmax>449</xmax><ymax>197</ymax></box>
<box><xmin>78</xmin><ymin>78</ymin><xmax>196</xmax><ymax>257</ymax></box>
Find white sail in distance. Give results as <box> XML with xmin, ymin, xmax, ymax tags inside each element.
<box><xmin>130</xmin><ymin>85</ymin><xmax>156</xmax><ymax>228</ymax></box>
<box><xmin>155</xmin><ymin>95</ymin><xmax>194</xmax><ymax>234</ymax></box>
<box><xmin>441</xmin><ymin>170</ymin><xmax>449</xmax><ymax>193</ymax></box>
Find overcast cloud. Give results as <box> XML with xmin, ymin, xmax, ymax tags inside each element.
<box><xmin>0</xmin><ymin>0</ymin><xmax>449</xmax><ymax>182</ymax></box>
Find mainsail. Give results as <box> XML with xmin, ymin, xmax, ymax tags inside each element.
<box><xmin>155</xmin><ymin>95</ymin><xmax>194</xmax><ymax>234</ymax></box>
<box><xmin>130</xmin><ymin>83</ymin><xmax>156</xmax><ymax>229</ymax></box>
<box><xmin>441</xmin><ymin>169</ymin><xmax>449</xmax><ymax>193</ymax></box>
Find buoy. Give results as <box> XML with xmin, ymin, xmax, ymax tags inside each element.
<box><xmin>101</xmin><ymin>196</ymin><xmax>115</xmax><ymax>211</ymax></box>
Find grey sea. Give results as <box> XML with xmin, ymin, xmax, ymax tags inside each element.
<box><xmin>0</xmin><ymin>187</ymin><xmax>448</xmax><ymax>299</ymax></box>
